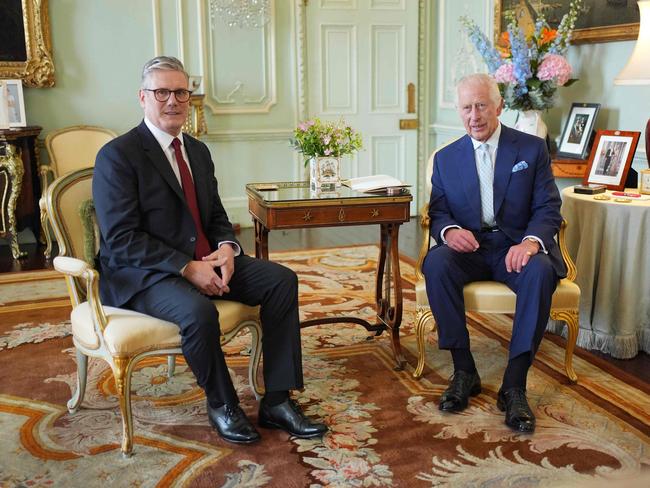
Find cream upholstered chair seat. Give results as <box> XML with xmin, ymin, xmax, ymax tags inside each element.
<box><xmin>412</xmin><ymin>144</ymin><xmax>580</xmax><ymax>382</ymax></box>
<box><xmin>40</xmin><ymin>125</ymin><xmax>117</xmax><ymax>258</ymax></box>
<box><xmin>46</xmin><ymin>167</ymin><xmax>263</xmax><ymax>457</ymax></box>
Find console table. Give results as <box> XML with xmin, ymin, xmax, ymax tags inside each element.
<box><xmin>246</xmin><ymin>181</ymin><xmax>412</xmax><ymax>369</ymax></box>
<box><xmin>0</xmin><ymin>126</ymin><xmax>42</xmax><ymax>259</ymax></box>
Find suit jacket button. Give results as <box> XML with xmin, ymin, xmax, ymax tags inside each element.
<box><xmin>190</xmin><ymin>237</ymin><xmax>196</xmax><ymax>242</ymax></box>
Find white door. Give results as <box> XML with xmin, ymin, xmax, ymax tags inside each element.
<box><xmin>305</xmin><ymin>0</ymin><xmax>419</xmax><ymax>213</ymax></box>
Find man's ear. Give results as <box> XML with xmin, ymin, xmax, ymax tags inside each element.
<box><xmin>495</xmin><ymin>98</ymin><xmax>504</xmax><ymax>117</ymax></box>
<box><xmin>138</xmin><ymin>89</ymin><xmax>146</xmax><ymax>108</ymax></box>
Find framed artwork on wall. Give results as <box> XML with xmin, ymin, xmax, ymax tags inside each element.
<box><xmin>557</xmin><ymin>103</ymin><xmax>600</xmax><ymax>160</ymax></box>
<box><xmin>0</xmin><ymin>80</ymin><xmax>27</xmax><ymax>128</ymax></box>
<box><xmin>583</xmin><ymin>130</ymin><xmax>640</xmax><ymax>191</ymax></box>
<box><xmin>494</xmin><ymin>1</ymin><xmax>640</xmax><ymax>44</ymax></box>
<box><xmin>0</xmin><ymin>0</ymin><xmax>55</xmax><ymax>87</ymax></box>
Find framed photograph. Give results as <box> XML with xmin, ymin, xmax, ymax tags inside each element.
<box><xmin>557</xmin><ymin>103</ymin><xmax>600</xmax><ymax>159</ymax></box>
<box><xmin>0</xmin><ymin>79</ymin><xmax>26</xmax><ymax>127</ymax></box>
<box><xmin>495</xmin><ymin>1</ymin><xmax>640</xmax><ymax>45</ymax></box>
<box><xmin>583</xmin><ymin>130</ymin><xmax>641</xmax><ymax>191</ymax></box>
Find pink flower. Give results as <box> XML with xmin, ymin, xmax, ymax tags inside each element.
<box><xmin>298</xmin><ymin>122</ymin><xmax>308</xmax><ymax>131</ymax></box>
<box><xmin>537</xmin><ymin>54</ymin><xmax>572</xmax><ymax>86</ymax></box>
<box><xmin>493</xmin><ymin>63</ymin><xmax>517</xmax><ymax>84</ymax></box>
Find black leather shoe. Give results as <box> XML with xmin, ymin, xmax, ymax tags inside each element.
<box><xmin>207</xmin><ymin>402</ymin><xmax>261</xmax><ymax>444</ymax></box>
<box><xmin>497</xmin><ymin>387</ymin><xmax>535</xmax><ymax>433</ymax></box>
<box><xmin>439</xmin><ymin>370</ymin><xmax>482</xmax><ymax>412</ymax></box>
<box><xmin>258</xmin><ymin>398</ymin><xmax>328</xmax><ymax>439</ymax></box>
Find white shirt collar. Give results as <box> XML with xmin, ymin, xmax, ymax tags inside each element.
<box><xmin>144</xmin><ymin>117</ymin><xmax>183</xmax><ymax>150</ymax></box>
<box><xmin>470</xmin><ymin>122</ymin><xmax>501</xmax><ymax>151</ymax></box>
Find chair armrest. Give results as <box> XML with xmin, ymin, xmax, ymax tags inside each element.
<box><xmin>415</xmin><ymin>203</ymin><xmax>431</xmax><ymax>281</ymax></box>
<box><xmin>39</xmin><ymin>164</ymin><xmax>54</xmax><ymax>194</ymax></box>
<box><xmin>53</xmin><ymin>256</ymin><xmax>108</xmax><ymax>331</ymax></box>
<box><xmin>558</xmin><ymin>219</ymin><xmax>577</xmax><ymax>282</ymax></box>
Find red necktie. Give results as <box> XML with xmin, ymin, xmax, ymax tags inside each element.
<box><xmin>171</xmin><ymin>137</ymin><xmax>212</xmax><ymax>259</ymax></box>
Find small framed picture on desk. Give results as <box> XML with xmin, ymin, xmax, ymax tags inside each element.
<box><xmin>557</xmin><ymin>103</ymin><xmax>600</xmax><ymax>160</ymax></box>
<box><xmin>0</xmin><ymin>79</ymin><xmax>26</xmax><ymax>128</ymax></box>
<box><xmin>583</xmin><ymin>130</ymin><xmax>640</xmax><ymax>191</ymax></box>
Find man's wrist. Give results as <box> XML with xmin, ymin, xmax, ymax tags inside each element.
<box><xmin>524</xmin><ymin>237</ymin><xmax>540</xmax><ymax>250</ymax></box>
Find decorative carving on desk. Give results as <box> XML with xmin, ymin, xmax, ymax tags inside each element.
<box><xmin>338</xmin><ymin>209</ymin><xmax>345</xmax><ymax>222</ymax></box>
<box><xmin>0</xmin><ymin>144</ymin><xmax>27</xmax><ymax>259</ymax></box>
<box><xmin>371</xmin><ymin>208</ymin><xmax>379</xmax><ymax>218</ymax></box>
<box><xmin>302</xmin><ymin>210</ymin><xmax>312</xmax><ymax>222</ymax></box>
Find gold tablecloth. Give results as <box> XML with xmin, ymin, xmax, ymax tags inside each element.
<box><xmin>553</xmin><ymin>187</ymin><xmax>650</xmax><ymax>358</ymax></box>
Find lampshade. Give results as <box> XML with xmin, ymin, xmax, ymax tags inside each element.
<box><xmin>614</xmin><ymin>0</ymin><xmax>650</xmax><ymax>85</ymax></box>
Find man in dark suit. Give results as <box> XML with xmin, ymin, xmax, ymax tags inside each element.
<box><xmin>93</xmin><ymin>56</ymin><xmax>327</xmax><ymax>445</ymax></box>
<box><xmin>422</xmin><ymin>74</ymin><xmax>565</xmax><ymax>433</ymax></box>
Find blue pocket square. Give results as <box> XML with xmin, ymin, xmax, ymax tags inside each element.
<box><xmin>512</xmin><ymin>161</ymin><xmax>529</xmax><ymax>173</ymax></box>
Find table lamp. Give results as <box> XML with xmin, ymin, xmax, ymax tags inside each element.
<box><xmin>614</xmin><ymin>0</ymin><xmax>650</xmax><ymax>167</ymax></box>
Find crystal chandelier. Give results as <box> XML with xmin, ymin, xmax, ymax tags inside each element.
<box><xmin>209</xmin><ymin>0</ymin><xmax>271</xmax><ymax>29</ymax></box>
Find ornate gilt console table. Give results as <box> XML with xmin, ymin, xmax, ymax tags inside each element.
<box><xmin>246</xmin><ymin>181</ymin><xmax>412</xmax><ymax>369</ymax></box>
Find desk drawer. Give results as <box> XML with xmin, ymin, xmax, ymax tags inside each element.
<box><xmin>270</xmin><ymin>203</ymin><xmax>410</xmax><ymax>228</ymax></box>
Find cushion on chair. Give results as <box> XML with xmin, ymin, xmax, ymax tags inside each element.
<box><xmin>71</xmin><ymin>301</ymin><xmax>261</xmax><ymax>354</ymax></box>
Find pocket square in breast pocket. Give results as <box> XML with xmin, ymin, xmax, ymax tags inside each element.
<box><xmin>512</xmin><ymin>161</ymin><xmax>529</xmax><ymax>173</ymax></box>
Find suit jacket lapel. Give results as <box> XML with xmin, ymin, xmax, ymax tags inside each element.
<box><xmin>456</xmin><ymin>135</ymin><xmax>482</xmax><ymax>226</ymax></box>
<box><xmin>137</xmin><ymin>122</ymin><xmax>186</xmax><ymax>202</ymax></box>
<box><xmin>183</xmin><ymin>136</ymin><xmax>211</xmax><ymax>227</ymax></box>
<box><xmin>493</xmin><ymin>125</ymin><xmax>518</xmax><ymax>218</ymax></box>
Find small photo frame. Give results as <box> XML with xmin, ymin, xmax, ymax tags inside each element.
<box><xmin>0</xmin><ymin>79</ymin><xmax>27</xmax><ymax>128</ymax></box>
<box><xmin>583</xmin><ymin>130</ymin><xmax>640</xmax><ymax>191</ymax></box>
<box><xmin>557</xmin><ymin>103</ymin><xmax>600</xmax><ymax>160</ymax></box>
<box><xmin>639</xmin><ymin>169</ymin><xmax>650</xmax><ymax>195</ymax></box>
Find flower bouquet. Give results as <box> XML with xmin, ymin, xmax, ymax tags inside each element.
<box><xmin>291</xmin><ymin>118</ymin><xmax>363</xmax><ymax>191</ymax></box>
<box><xmin>460</xmin><ymin>0</ymin><xmax>581</xmax><ymax>112</ymax></box>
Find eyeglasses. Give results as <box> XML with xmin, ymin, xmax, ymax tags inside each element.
<box><xmin>143</xmin><ymin>88</ymin><xmax>192</xmax><ymax>103</ymax></box>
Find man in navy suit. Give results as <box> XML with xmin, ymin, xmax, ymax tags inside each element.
<box><xmin>422</xmin><ymin>74</ymin><xmax>565</xmax><ymax>433</ymax></box>
<box><xmin>93</xmin><ymin>56</ymin><xmax>327</xmax><ymax>444</ymax></box>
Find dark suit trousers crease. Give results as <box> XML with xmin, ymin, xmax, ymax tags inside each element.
<box><xmin>126</xmin><ymin>254</ymin><xmax>303</xmax><ymax>406</ymax></box>
<box><xmin>422</xmin><ymin>230</ymin><xmax>558</xmax><ymax>360</ymax></box>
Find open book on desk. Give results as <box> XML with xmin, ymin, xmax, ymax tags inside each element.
<box><xmin>342</xmin><ymin>174</ymin><xmax>411</xmax><ymax>193</ymax></box>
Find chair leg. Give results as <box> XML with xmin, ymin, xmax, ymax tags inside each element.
<box><xmin>67</xmin><ymin>349</ymin><xmax>88</xmax><ymax>413</ymax></box>
<box><xmin>550</xmin><ymin>309</ymin><xmax>579</xmax><ymax>383</ymax></box>
<box><xmin>41</xmin><ymin>207</ymin><xmax>53</xmax><ymax>259</ymax></box>
<box><xmin>167</xmin><ymin>355</ymin><xmax>176</xmax><ymax>378</ymax></box>
<box><xmin>413</xmin><ymin>307</ymin><xmax>436</xmax><ymax>379</ymax></box>
<box><xmin>248</xmin><ymin>324</ymin><xmax>264</xmax><ymax>400</ymax></box>
<box><xmin>112</xmin><ymin>357</ymin><xmax>135</xmax><ymax>457</ymax></box>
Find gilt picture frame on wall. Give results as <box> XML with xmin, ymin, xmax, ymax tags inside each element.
<box><xmin>583</xmin><ymin>130</ymin><xmax>640</xmax><ymax>191</ymax></box>
<box><xmin>557</xmin><ymin>103</ymin><xmax>600</xmax><ymax>160</ymax></box>
<box><xmin>0</xmin><ymin>79</ymin><xmax>27</xmax><ymax>128</ymax></box>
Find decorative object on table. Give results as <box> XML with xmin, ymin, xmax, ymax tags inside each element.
<box><xmin>573</xmin><ymin>183</ymin><xmax>606</xmax><ymax>195</ymax></box>
<box><xmin>0</xmin><ymin>0</ymin><xmax>55</xmax><ymax>87</ymax></box>
<box><xmin>494</xmin><ymin>0</ymin><xmax>640</xmax><ymax>45</ymax></box>
<box><xmin>614</xmin><ymin>0</ymin><xmax>650</xmax><ymax>169</ymax></box>
<box><xmin>182</xmin><ymin>75</ymin><xmax>207</xmax><ymax>138</ymax></box>
<box><xmin>639</xmin><ymin>168</ymin><xmax>650</xmax><ymax>194</ymax></box>
<box><xmin>0</xmin><ymin>80</ymin><xmax>26</xmax><ymax>128</ymax></box>
<box><xmin>557</xmin><ymin>102</ymin><xmax>600</xmax><ymax>159</ymax></box>
<box><xmin>291</xmin><ymin>118</ymin><xmax>362</xmax><ymax>192</ymax></box>
<box><xmin>583</xmin><ymin>130</ymin><xmax>640</xmax><ymax>191</ymax></box>
<box><xmin>462</xmin><ymin>0</ymin><xmax>581</xmax><ymax>139</ymax></box>
<box><xmin>209</xmin><ymin>0</ymin><xmax>271</xmax><ymax>28</ymax></box>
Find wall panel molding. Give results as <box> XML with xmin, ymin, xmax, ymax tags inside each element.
<box><xmin>201</xmin><ymin>129</ymin><xmax>293</xmax><ymax>142</ymax></box>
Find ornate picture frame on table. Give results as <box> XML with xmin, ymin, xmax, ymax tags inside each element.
<box><xmin>0</xmin><ymin>80</ymin><xmax>27</xmax><ymax>128</ymax></box>
<box><xmin>583</xmin><ymin>130</ymin><xmax>640</xmax><ymax>191</ymax></box>
<box><xmin>494</xmin><ymin>1</ymin><xmax>640</xmax><ymax>44</ymax></box>
<box><xmin>557</xmin><ymin>103</ymin><xmax>600</xmax><ymax>159</ymax></box>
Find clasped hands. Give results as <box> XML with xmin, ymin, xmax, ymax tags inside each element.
<box><xmin>182</xmin><ymin>244</ymin><xmax>235</xmax><ymax>296</ymax></box>
<box><xmin>444</xmin><ymin>228</ymin><xmax>539</xmax><ymax>273</ymax></box>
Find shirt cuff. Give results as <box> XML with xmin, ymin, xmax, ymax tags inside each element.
<box><xmin>440</xmin><ymin>225</ymin><xmax>461</xmax><ymax>244</ymax></box>
<box><xmin>522</xmin><ymin>235</ymin><xmax>547</xmax><ymax>254</ymax></box>
<box><xmin>219</xmin><ymin>241</ymin><xmax>241</xmax><ymax>256</ymax></box>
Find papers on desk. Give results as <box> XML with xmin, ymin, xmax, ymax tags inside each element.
<box><xmin>342</xmin><ymin>174</ymin><xmax>411</xmax><ymax>193</ymax></box>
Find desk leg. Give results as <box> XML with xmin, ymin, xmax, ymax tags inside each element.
<box><xmin>0</xmin><ymin>145</ymin><xmax>27</xmax><ymax>260</ymax></box>
<box><xmin>377</xmin><ymin>222</ymin><xmax>405</xmax><ymax>370</ymax></box>
<box><xmin>254</xmin><ymin>219</ymin><xmax>269</xmax><ymax>260</ymax></box>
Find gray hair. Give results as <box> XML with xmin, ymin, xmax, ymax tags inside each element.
<box><xmin>141</xmin><ymin>56</ymin><xmax>189</xmax><ymax>88</ymax></box>
<box><xmin>455</xmin><ymin>73</ymin><xmax>502</xmax><ymax>106</ymax></box>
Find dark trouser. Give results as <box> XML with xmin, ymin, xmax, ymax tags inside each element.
<box><xmin>127</xmin><ymin>254</ymin><xmax>303</xmax><ymax>406</ymax></box>
<box><xmin>422</xmin><ymin>230</ymin><xmax>558</xmax><ymax>362</ymax></box>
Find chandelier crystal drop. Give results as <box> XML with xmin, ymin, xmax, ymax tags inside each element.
<box><xmin>209</xmin><ymin>0</ymin><xmax>271</xmax><ymax>29</ymax></box>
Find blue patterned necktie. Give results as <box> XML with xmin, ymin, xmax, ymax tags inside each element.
<box><xmin>477</xmin><ymin>143</ymin><xmax>495</xmax><ymax>226</ymax></box>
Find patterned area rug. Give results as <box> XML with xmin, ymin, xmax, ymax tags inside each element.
<box><xmin>0</xmin><ymin>245</ymin><xmax>648</xmax><ymax>487</ymax></box>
